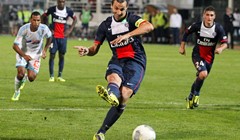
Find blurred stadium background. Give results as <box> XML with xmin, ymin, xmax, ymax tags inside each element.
<box><xmin>0</xmin><ymin>0</ymin><xmax>239</xmax><ymax>45</ymax></box>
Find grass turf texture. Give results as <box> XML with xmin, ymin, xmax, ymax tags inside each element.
<box><xmin>0</xmin><ymin>35</ymin><xmax>239</xmax><ymax>140</ymax></box>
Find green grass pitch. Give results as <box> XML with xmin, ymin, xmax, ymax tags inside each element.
<box><xmin>0</xmin><ymin>35</ymin><xmax>239</xmax><ymax>140</ymax></box>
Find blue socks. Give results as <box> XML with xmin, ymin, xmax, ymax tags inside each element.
<box><xmin>189</xmin><ymin>77</ymin><xmax>204</xmax><ymax>99</ymax></box>
<box><xmin>107</xmin><ymin>83</ymin><xmax>120</xmax><ymax>98</ymax></box>
<box><xmin>98</xmin><ymin>104</ymin><xmax>126</xmax><ymax>134</ymax></box>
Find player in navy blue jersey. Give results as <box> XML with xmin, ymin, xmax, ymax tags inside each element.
<box><xmin>179</xmin><ymin>6</ymin><xmax>228</xmax><ymax>109</ymax></box>
<box><xmin>74</xmin><ymin>0</ymin><xmax>153</xmax><ymax>139</ymax></box>
<box><xmin>42</xmin><ymin>0</ymin><xmax>77</xmax><ymax>82</ymax></box>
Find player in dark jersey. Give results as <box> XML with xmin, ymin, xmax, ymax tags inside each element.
<box><xmin>42</xmin><ymin>0</ymin><xmax>77</xmax><ymax>82</ymax></box>
<box><xmin>74</xmin><ymin>0</ymin><xmax>153</xmax><ymax>139</ymax></box>
<box><xmin>179</xmin><ymin>6</ymin><xmax>228</xmax><ymax>109</ymax></box>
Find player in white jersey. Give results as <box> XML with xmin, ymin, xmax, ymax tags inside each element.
<box><xmin>11</xmin><ymin>11</ymin><xmax>52</xmax><ymax>101</ymax></box>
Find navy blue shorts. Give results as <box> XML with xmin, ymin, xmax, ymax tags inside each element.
<box><xmin>192</xmin><ymin>56</ymin><xmax>213</xmax><ymax>75</ymax></box>
<box><xmin>50</xmin><ymin>38</ymin><xmax>67</xmax><ymax>54</ymax></box>
<box><xmin>106</xmin><ymin>59</ymin><xmax>145</xmax><ymax>94</ymax></box>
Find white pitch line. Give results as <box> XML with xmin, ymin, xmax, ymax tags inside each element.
<box><xmin>0</xmin><ymin>108</ymin><xmax>187</xmax><ymax>111</ymax></box>
<box><xmin>0</xmin><ymin>108</ymin><xmax>106</xmax><ymax>111</ymax></box>
<box><xmin>0</xmin><ymin>105</ymin><xmax>239</xmax><ymax>111</ymax></box>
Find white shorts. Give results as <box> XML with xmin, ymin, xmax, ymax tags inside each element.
<box><xmin>16</xmin><ymin>54</ymin><xmax>41</xmax><ymax>74</ymax></box>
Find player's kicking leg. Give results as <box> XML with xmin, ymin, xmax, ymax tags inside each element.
<box><xmin>96</xmin><ymin>85</ymin><xmax>119</xmax><ymax>106</ymax></box>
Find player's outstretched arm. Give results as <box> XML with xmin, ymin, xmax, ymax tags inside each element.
<box><xmin>74</xmin><ymin>42</ymin><xmax>100</xmax><ymax>57</ymax></box>
<box><xmin>74</xmin><ymin>46</ymin><xmax>89</xmax><ymax>56</ymax></box>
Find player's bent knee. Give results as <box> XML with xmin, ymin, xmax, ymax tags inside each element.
<box><xmin>121</xmin><ymin>87</ymin><xmax>133</xmax><ymax>101</ymax></box>
<box><xmin>17</xmin><ymin>73</ymin><xmax>25</xmax><ymax>80</ymax></box>
<box><xmin>28</xmin><ymin>76</ymin><xmax>36</xmax><ymax>82</ymax></box>
<box><xmin>199</xmin><ymin>71</ymin><xmax>208</xmax><ymax>80</ymax></box>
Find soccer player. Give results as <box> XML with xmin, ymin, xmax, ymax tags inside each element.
<box><xmin>179</xmin><ymin>6</ymin><xmax>228</xmax><ymax>109</ymax></box>
<box><xmin>42</xmin><ymin>0</ymin><xmax>77</xmax><ymax>82</ymax></box>
<box><xmin>11</xmin><ymin>11</ymin><xmax>52</xmax><ymax>101</ymax></box>
<box><xmin>74</xmin><ymin>0</ymin><xmax>153</xmax><ymax>139</ymax></box>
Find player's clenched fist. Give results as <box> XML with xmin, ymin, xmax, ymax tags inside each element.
<box><xmin>74</xmin><ymin>46</ymin><xmax>89</xmax><ymax>56</ymax></box>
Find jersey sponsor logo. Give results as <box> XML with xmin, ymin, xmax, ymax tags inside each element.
<box><xmin>197</xmin><ymin>38</ymin><xmax>216</xmax><ymax>46</ymax></box>
<box><xmin>53</xmin><ymin>17</ymin><xmax>67</xmax><ymax>24</ymax></box>
<box><xmin>26</xmin><ymin>40</ymin><xmax>40</xmax><ymax>44</ymax></box>
<box><xmin>110</xmin><ymin>36</ymin><xmax>134</xmax><ymax>48</ymax></box>
<box><xmin>31</xmin><ymin>40</ymin><xmax>41</xmax><ymax>44</ymax></box>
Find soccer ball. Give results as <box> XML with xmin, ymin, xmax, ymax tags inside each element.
<box><xmin>132</xmin><ymin>125</ymin><xmax>156</xmax><ymax>140</ymax></box>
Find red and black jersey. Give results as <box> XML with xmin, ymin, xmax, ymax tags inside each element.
<box><xmin>43</xmin><ymin>6</ymin><xmax>76</xmax><ymax>38</ymax></box>
<box><xmin>94</xmin><ymin>13</ymin><xmax>147</xmax><ymax>69</ymax></box>
<box><xmin>182</xmin><ymin>21</ymin><xmax>228</xmax><ymax>63</ymax></box>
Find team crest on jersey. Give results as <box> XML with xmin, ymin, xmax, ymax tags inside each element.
<box><xmin>124</xmin><ymin>23</ymin><xmax>129</xmax><ymax>28</ymax></box>
<box><xmin>212</xmin><ymin>32</ymin><xmax>216</xmax><ymax>37</ymax></box>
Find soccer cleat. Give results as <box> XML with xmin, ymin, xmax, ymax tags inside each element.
<box><xmin>93</xmin><ymin>133</ymin><xmax>105</xmax><ymax>140</ymax></box>
<box><xmin>96</xmin><ymin>85</ymin><xmax>119</xmax><ymax>106</ymax></box>
<box><xmin>193</xmin><ymin>95</ymin><xmax>199</xmax><ymax>107</ymax></box>
<box><xmin>11</xmin><ymin>91</ymin><xmax>21</xmax><ymax>101</ymax></box>
<box><xmin>57</xmin><ymin>77</ymin><xmax>66</xmax><ymax>82</ymax></box>
<box><xmin>49</xmin><ymin>77</ymin><xmax>55</xmax><ymax>82</ymax></box>
<box><xmin>186</xmin><ymin>97</ymin><xmax>194</xmax><ymax>109</ymax></box>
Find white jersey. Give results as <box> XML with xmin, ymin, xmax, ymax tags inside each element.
<box><xmin>14</xmin><ymin>23</ymin><xmax>52</xmax><ymax>59</ymax></box>
<box><xmin>170</xmin><ymin>13</ymin><xmax>182</xmax><ymax>28</ymax></box>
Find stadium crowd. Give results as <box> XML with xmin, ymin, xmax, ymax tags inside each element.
<box><xmin>2</xmin><ymin>1</ymin><xmax>240</xmax><ymax>47</ymax></box>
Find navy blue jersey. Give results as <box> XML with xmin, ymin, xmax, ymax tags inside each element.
<box><xmin>94</xmin><ymin>13</ymin><xmax>147</xmax><ymax>69</ymax></box>
<box><xmin>43</xmin><ymin>6</ymin><xmax>76</xmax><ymax>38</ymax></box>
<box><xmin>182</xmin><ymin>21</ymin><xmax>227</xmax><ymax>63</ymax></box>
